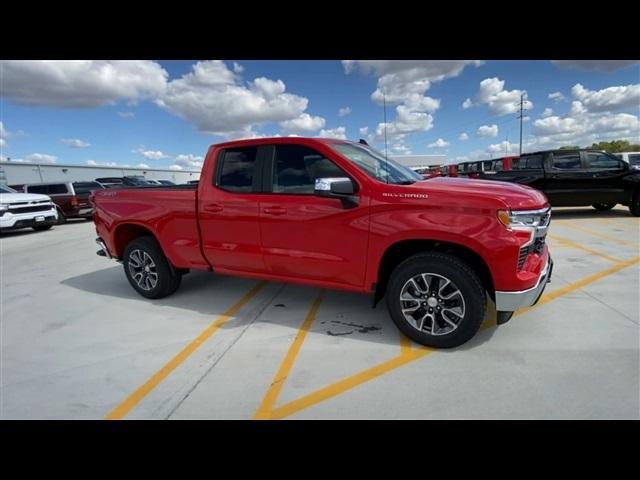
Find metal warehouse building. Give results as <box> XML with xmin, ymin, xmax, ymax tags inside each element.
<box><xmin>0</xmin><ymin>161</ymin><xmax>201</xmax><ymax>186</ymax></box>
<box><xmin>391</xmin><ymin>155</ymin><xmax>447</xmax><ymax>169</ymax></box>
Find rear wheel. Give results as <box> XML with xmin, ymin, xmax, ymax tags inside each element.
<box><xmin>386</xmin><ymin>252</ymin><xmax>485</xmax><ymax>348</ymax></box>
<box><xmin>123</xmin><ymin>236</ymin><xmax>182</xmax><ymax>299</ymax></box>
<box><xmin>592</xmin><ymin>203</ymin><xmax>616</xmax><ymax>211</ymax></box>
<box><xmin>630</xmin><ymin>191</ymin><xmax>640</xmax><ymax>217</ymax></box>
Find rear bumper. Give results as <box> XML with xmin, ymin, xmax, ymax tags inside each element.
<box><xmin>495</xmin><ymin>255</ymin><xmax>553</xmax><ymax>312</ymax></box>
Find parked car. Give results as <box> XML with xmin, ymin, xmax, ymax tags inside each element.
<box><xmin>20</xmin><ymin>181</ymin><xmax>103</xmax><ymax>224</ymax></box>
<box><xmin>92</xmin><ymin>137</ymin><xmax>553</xmax><ymax>348</ymax></box>
<box><xmin>614</xmin><ymin>152</ymin><xmax>640</xmax><ymax>171</ymax></box>
<box><xmin>95</xmin><ymin>176</ymin><xmax>152</xmax><ymax>187</ymax></box>
<box><xmin>0</xmin><ymin>184</ymin><xmax>58</xmax><ymax>231</ymax></box>
<box><xmin>157</xmin><ymin>180</ymin><xmax>176</xmax><ymax>186</ymax></box>
<box><xmin>474</xmin><ymin>148</ymin><xmax>640</xmax><ymax>216</ymax></box>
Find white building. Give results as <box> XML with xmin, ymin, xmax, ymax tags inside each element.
<box><xmin>391</xmin><ymin>155</ymin><xmax>447</xmax><ymax>169</ymax></box>
<box><xmin>0</xmin><ymin>161</ymin><xmax>201</xmax><ymax>186</ymax></box>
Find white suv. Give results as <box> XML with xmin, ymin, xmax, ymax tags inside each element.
<box><xmin>0</xmin><ymin>184</ymin><xmax>58</xmax><ymax>232</ymax></box>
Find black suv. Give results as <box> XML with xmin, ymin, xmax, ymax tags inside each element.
<box><xmin>479</xmin><ymin>149</ymin><xmax>640</xmax><ymax>216</ymax></box>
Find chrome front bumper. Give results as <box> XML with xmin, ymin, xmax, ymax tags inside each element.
<box><xmin>495</xmin><ymin>256</ymin><xmax>553</xmax><ymax>312</ymax></box>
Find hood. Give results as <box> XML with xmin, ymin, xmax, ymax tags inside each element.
<box><xmin>0</xmin><ymin>193</ymin><xmax>52</xmax><ymax>204</ymax></box>
<box><xmin>413</xmin><ymin>177</ymin><xmax>548</xmax><ymax>210</ymax></box>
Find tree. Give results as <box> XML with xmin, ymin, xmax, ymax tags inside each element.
<box><xmin>589</xmin><ymin>140</ymin><xmax>640</xmax><ymax>153</ymax></box>
<box><xmin>559</xmin><ymin>145</ymin><xmax>580</xmax><ymax>150</ymax></box>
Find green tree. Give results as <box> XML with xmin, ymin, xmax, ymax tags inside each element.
<box><xmin>559</xmin><ymin>145</ymin><xmax>580</xmax><ymax>150</ymax></box>
<box><xmin>589</xmin><ymin>140</ymin><xmax>640</xmax><ymax>153</ymax></box>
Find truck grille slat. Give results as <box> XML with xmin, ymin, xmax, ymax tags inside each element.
<box><xmin>8</xmin><ymin>205</ymin><xmax>53</xmax><ymax>214</ymax></box>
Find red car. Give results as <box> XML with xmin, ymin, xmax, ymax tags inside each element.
<box><xmin>92</xmin><ymin>137</ymin><xmax>552</xmax><ymax>348</ymax></box>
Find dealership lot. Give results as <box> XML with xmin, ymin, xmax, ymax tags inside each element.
<box><xmin>1</xmin><ymin>207</ymin><xmax>638</xmax><ymax>419</ymax></box>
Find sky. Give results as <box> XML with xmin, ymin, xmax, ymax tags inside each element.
<box><xmin>1</xmin><ymin>60</ymin><xmax>638</xmax><ymax>171</ymax></box>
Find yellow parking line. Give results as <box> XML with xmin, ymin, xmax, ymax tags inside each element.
<box><xmin>555</xmin><ymin>223</ymin><xmax>640</xmax><ymax>248</ymax></box>
<box><xmin>105</xmin><ymin>281</ymin><xmax>267</xmax><ymax>420</ymax></box>
<box><xmin>267</xmin><ymin>256</ymin><xmax>640</xmax><ymax>419</ymax></box>
<box><xmin>253</xmin><ymin>289</ymin><xmax>325</xmax><ymax>420</ymax></box>
<box><xmin>547</xmin><ymin>234</ymin><xmax>623</xmax><ymax>263</ymax></box>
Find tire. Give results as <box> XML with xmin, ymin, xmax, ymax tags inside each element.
<box><xmin>592</xmin><ymin>203</ymin><xmax>616</xmax><ymax>211</ymax></box>
<box><xmin>56</xmin><ymin>210</ymin><xmax>67</xmax><ymax>225</ymax></box>
<box><xmin>630</xmin><ymin>191</ymin><xmax>640</xmax><ymax>217</ymax></box>
<box><xmin>123</xmin><ymin>236</ymin><xmax>182</xmax><ymax>299</ymax></box>
<box><xmin>32</xmin><ymin>225</ymin><xmax>53</xmax><ymax>231</ymax></box>
<box><xmin>386</xmin><ymin>252</ymin><xmax>486</xmax><ymax>348</ymax></box>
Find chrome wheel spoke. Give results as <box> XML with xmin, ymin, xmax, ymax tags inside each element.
<box><xmin>128</xmin><ymin>249</ymin><xmax>157</xmax><ymax>291</ymax></box>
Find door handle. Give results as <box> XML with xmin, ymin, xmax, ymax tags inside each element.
<box><xmin>204</xmin><ymin>203</ymin><xmax>224</xmax><ymax>213</ymax></box>
<box><xmin>263</xmin><ymin>206</ymin><xmax>287</xmax><ymax>215</ymax></box>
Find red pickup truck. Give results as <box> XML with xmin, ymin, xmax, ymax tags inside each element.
<box><xmin>92</xmin><ymin>137</ymin><xmax>552</xmax><ymax>348</ymax></box>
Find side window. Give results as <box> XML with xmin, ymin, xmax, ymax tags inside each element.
<box><xmin>629</xmin><ymin>154</ymin><xmax>640</xmax><ymax>167</ymax></box>
<box><xmin>273</xmin><ymin>145</ymin><xmax>346</xmax><ymax>194</ymax></box>
<box><xmin>27</xmin><ymin>185</ymin><xmax>49</xmax><ymax>194</ymax></box>
<box><xmin>48</xmin><ymin>184</ymin><xmax>69</xmax><ymax>194</ymax></box>
<box><xmin>586</xmin><ymin>152</ymin><xmax>624</xmax><ymax>170</ymax></box>
<box><xmin>217</xmin><ymin>147</ymin><xmax>258</xmax><ymax>193</ymax></box>
<box><xmin>552</xmin><ymin>153</ymin><xmax>581</xmax><ymax>170</ymax></box>
<box><xmin>526</xmin><ymin>155</ymin><xmax>543</xmax><ymax>169</ymax></box>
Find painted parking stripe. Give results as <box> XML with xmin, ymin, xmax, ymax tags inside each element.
<box><xmin>263</xmin><ymin>256</ymin><xmax>640</xmax><ymax>419</ymax></box>
<box><xmin>555</xmin><ymin>222</ymin><xmax>639</xmax><ymax>248</ymax></box>
<box><xmin>105</xmin><ymin>281</ymin><xmax>267</xmax><ymax>420</ymax></box>
<box><xmin>253</xmin><ymin>289</ymin><xmax>325</xmax><ymax>420</ymax></box>
<box><xmin>547</xmin><ymin>234</ymin><xmax>623</xmax><ymax>263</ymax></box>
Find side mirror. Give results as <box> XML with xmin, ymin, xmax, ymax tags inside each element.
<box><xmin>314</xmin><ymin>177</ymin><xmax>359</xmax><ymax>208</ymax></box>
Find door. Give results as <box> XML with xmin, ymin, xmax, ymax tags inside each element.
<box><xmin>197</xmin><ymin>145</ymin><xmax>266</xmax><ymax>273</ymax></box>
<box><xmin>258</xmin><ymin>144</ymin><xmax>370</xmax><ymax>289</ymax></box>
<box><xmin>544</xmin><ymin>151</ymin><xmax>591</xmax><ymax>206</ymax></box>
<box><xmin>583</xmin><ymin>151</ymin><xmax>629</xmax><ymax>204</ymax></box>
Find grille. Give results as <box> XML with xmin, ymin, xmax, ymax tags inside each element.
<box><xmin>517</xmin><ymin>235</ymin><xmax>547</xmax><ymax>270</ymax></box>
<box><xmin>8</xmin><ymin>205</ymin><xmax>53</xmax><ymax>214</ymax></box>
<box><xmin>517</xmin><ymin>246</ymin><xmax>529</xmax><ymax>270</ymax></box>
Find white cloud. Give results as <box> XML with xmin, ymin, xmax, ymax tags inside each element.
<box><xmin>25</xmin><ymin>153</ymin><xmax>57</xmax><ymax>164</ymax></box>
<box><xmin>541</xmin><ymin>108</ymin><xmax>554</xmax><ymax>118</ymax></box>
<box><xmin>475</xmin><ymin>77</ymin><xmax>533</xmax><ymax>115</ymax></box>
<box><xmin>0</xmin><ymin>60</ymin><xmax>168</xmax><ymax>108</ymax></box>
<box><xmin>487</xmin><ymin>141</ymin><xmax>519</xmax><ymax>156</ymax></box>
<box><xmin>169</xmin><ymin>165</ymin><xmax>183</xmax><ymax>171</ymax></box>
<box><xmin>280</xmin><ymin>113</ymin><xmax>326</xmax><ymax>132</ymax></box>
<box><xmin>391</xmin><ymin>142</ymin><xmax>411</xmax><ymax>154</ymax></box>
<box><xmin>477</xmin><ymin>124</ymin><xmax>499</xmax><ymax>137</ymax></box>
<box><xmin>338</xmin><ymin>106</ymin><xmax>351</xmax><ymax>117</ymax></box>
<box><xmin>133</xmin><ymin>148</ymin><xmax>168</xmax><ymax>160</ymax></box>
<box><xmin>173</xmin><ymin>154</ymin><xmax>204</xmax><ymax>170</ymax></box>
<box><xmin>118</xmin><ymin>111</ymin><xmax>135</xmax><ymax>118</ymax></box>
<box><xmin>61</xmin><ymin>138</ymin><xmax>91</xmax><ymax>148</ymax></box>
<box><xmin>548</xmin><ymin>92</ymin><xmax>565</xmax><ymax>102</ymax></box>
<box><xmin>459</xmin><ymin>132</ymin><xmax>469</xmax><ymax>141</ymax></box>
<box><xmin>86</xmin><ymin>160</ymin><xmax>118</xmax><ymax>166</ymax></box>
<box><xmin>318</xmin><ymin>127</ymin><xmax>347</xmax><ymax>140</ymax></box>
<box><xmin>359</xmin><ymin>126</ymin><xmax>369</xmax><ymax>136</ymax></box>
<box><xmin>462</xmin><ymin>98</ymin><xmax>473</xmax><ymax>109</ymax></box>
<box><xmin>0</xmin><ymin>122</ymin><xmax>6</xmax><ymax>147</ymax></box>
<box><xmin>571</xmin><ymin>83</ymin><xmax>640</xmax><ymax>112</ymax></box>
<box><xmin>428</xmin><ymin>138</ymin><xmax>450</xmax><ymax>148</ymax></box>
<box><xmin>552</xmin><ymin>60</ymin><xmax>639</xmax><ymax>72</ymax></box>
<box><xmin>157</xmin><ymin>60</ymin><xmax>311</xmax><ymax>138</ymax></box>
<box><xmin>136</xmin><ymin>163</ymin><xmax>150</xmax><ymax>169</ymax></box>
<box><xmin>232</xmin><ymin>62</ymin><xmax>244</xmax><ymax>74</ymax></box>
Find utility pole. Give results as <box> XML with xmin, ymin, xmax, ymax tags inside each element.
<box><xmin>517</xmin><ymin>93</ymin><xmax>525</xmax><ymax>156</ymax></box>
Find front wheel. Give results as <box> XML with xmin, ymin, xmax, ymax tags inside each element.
<box><xmin>630</xmin><ymin>191</ymin><xmax>640</xmax><ymax>217</ymax></box>
<box><xmin>592</xmin><ymin>203</ymin><xmax>616</xmax><ymax>211</ymax></box>
<box><xmin>123</xmin><ymin>236</ymin><xmax>182</xmax><ymax>299</ymax></box>
<box><xmin>386</xmin><ymin>252</ymin><xmax>486</xmax><ymax>348</ymax></box>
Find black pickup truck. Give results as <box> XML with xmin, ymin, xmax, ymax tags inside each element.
<box><xmin>479</xmin><ymin>149</ymin><xmax>640</xmax><ymax>216</ymax></box>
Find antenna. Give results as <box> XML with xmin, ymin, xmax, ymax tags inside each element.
<box><xmin>383</xmin><ymin>91</ymin><xmax>389</xmax><ymax>184</ymax></box>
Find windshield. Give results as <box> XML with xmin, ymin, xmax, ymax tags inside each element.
<box><xmin>330</xmin><ymin>143</ymin><xmax>423</xmax><ymax>184</ymax></box>
<box><xmin>0</xmin><ymin>185</ymin><xmax>17</xmax><ymax>194</ymax></box>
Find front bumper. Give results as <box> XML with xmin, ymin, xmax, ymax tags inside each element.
<box><xmin>0</xmin><ymin>208</ymin><xmax>58</xmax><ymax>230</ymax></box>
<box><xmin>495</xmin><ymin>255</ymin><xmax>553</xmax><ymax>312</ymax></box>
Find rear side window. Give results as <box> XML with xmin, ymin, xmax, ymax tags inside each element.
<box><xmin>629</xmin><ymin>154</ymin><xmax>640</xmax><ymax>166</ymax></box>
<box><xmin>513</xmin><ymin>155</ymin><xmax>542</xmax><ymax>169</ymax></box>
<box><xmin>48</xmin><ymin>184</ymin><xmax>69</xmax><ymax>194</ymax></box>
<box><xmin>586</xmin><ymin>152</ymin><xmax>624</xmax><ymax>169</ymax></box>
<box><xmin>218</xmin><ymin>147</ymin><xmax>258</xmax><ymax>192</ymax></box>
<box><xmin>273</xmin><ymin>145</ymin><xmax>346</xmax><ymax>194</ymax></box>
<box><xmin>27</xmin><ymin>185</ymin><xmax>49</xmax><ymax>194</ymax></box>
<box><xmin>552</xmin><ymin>153</ymin><xmax>581</xmax><ymax>170</ymax></box>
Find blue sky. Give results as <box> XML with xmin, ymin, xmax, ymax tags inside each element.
<box><xmin>1</xmin><ymin>60</ymin><xmax>638</xmax><ymax>170</ymax></box>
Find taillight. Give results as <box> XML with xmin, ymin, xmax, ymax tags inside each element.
<box><xmin>71</xmin><ymin>196</ymin><xmax>78</xmax><ymax>207</ymax></box>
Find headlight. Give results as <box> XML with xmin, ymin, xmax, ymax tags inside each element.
<box><xmin>498</xmin><ymin>208</ymin><xmax>551</xmax><ymax>248</ymax></box>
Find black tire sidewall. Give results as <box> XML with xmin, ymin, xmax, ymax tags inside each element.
<box><xmin>630</xmin><ymin>191</ymin><xmax>640</xmax><ymax>217</ymax></box>
<box><xmin>386</xmin><ymin>253</ymin><xmax>486</xmax><ymax>348</ymax></box>
<box><xmin>123</xmin><ymin>237</ymin><xmax>180</xmax><ymax>299</ymax></box>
